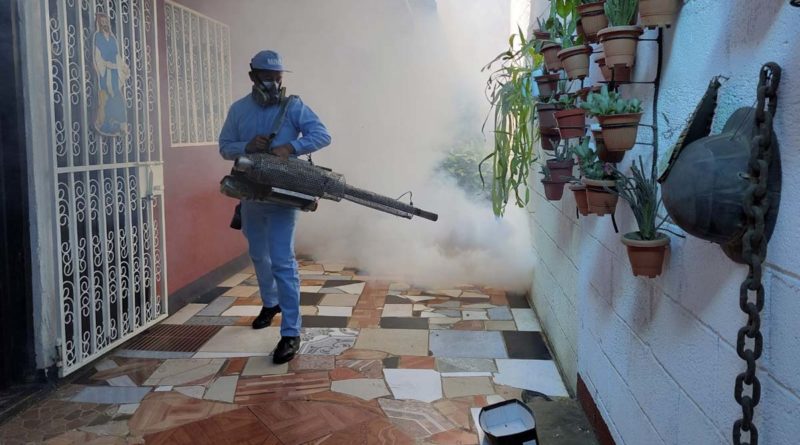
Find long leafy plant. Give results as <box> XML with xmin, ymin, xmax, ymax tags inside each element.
<box><xmin>481</xmin><ymin>27</ymin><xmax>543</xmax><ymax>216</ymax></box>
<box><xmin>611</xmin><ymin>157</ymin><xmax>667</xmax><ymax>240</ymax></box>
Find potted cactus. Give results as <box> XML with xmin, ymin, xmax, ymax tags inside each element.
<box><xmin>612</xmin><ymin>157</ymin><xmax>670</xmax><ymax>277</ymax></box>
<box><xmin>577</xmin><ymin>0</ymin><xmax>608</xmax><ymax>42</ymax></box>
<box><xmin>574</xmin><ymin>139</ymin><xmax>618</xmax><ymax>216</ymax></box>
<box><xmin>597</xmin><ymin>0</ymin><xmax>642</xmax><ymax>68</ymax></box>
<box><xmin>554</xmin><ymin>94</ymin><xmax>587</xmax><ymax>140</ymax></box>
<box><xmin>581</xmin><ymin>85</ymin><xmax>643</xmax><ymax>151</ymax></box>
<box><xmin>639</xmin><ymin>0</ymin><xmax>680</xmax><ymax>28</ymax></box>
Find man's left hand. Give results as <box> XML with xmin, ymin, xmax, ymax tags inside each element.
<box><xmin>271</xmin><ymin>144</ymin><xmax>294</xmax><ymax>159</ymax></box>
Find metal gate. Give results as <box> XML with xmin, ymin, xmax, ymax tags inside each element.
<box><xmin>44</xmin><ymin>0</ymin><xmax>167</xmax><ymax>376</ymax></box>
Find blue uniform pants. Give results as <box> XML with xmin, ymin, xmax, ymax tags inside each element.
<box><xmin>240</xmin><ymin>200</ymin><xmax>301</xmax><ymax>337</ymax></box>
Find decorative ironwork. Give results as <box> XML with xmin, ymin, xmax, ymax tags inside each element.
<box><xmin>46</xmin><ymin>0</ymin><xmax>167</xmax><ymax>376</ymax></box>
<box><xmin>164</xmin><ymin>2</ymin><xmax>231</xmax><ymax>146</ymax></box>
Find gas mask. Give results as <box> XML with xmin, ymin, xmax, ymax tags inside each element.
<box><xmin>251</xmin><ymin>77</ymin><xmax>285</xmax><ymax>107</ymax></box>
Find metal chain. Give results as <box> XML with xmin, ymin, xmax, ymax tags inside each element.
<box><xmin>732</xmin><ymin>63</ymin><xmax>781</xmax><ymax>445</ymax></box>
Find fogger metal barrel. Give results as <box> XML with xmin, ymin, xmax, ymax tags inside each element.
<box><xmin>231</xmin><ymin>154</ymin><xmax>439</xmax><ymax>221</ymax></box>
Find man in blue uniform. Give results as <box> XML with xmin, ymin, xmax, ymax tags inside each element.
<box><xmin>219</xmin><ymin>50</ymin><xmax>331</xmax><ymax>364</ymax></box>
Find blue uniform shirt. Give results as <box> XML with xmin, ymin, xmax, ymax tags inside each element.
<box><xmin>219</xmin><ymin>94</ymin><xmax>331</xmax><ymax>160</ymax></box>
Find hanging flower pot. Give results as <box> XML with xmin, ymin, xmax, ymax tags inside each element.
<box><xmin>546</xmin><ymin>159</ymin><xmax>575</xmax><ymax>183</ymax></box>
<box><xmin>582</xmin><ymin>178</ymin><xmax>618</xmax><ymax>215</ymax></box>
<box><xmin>593</xmin><ymin>129</ymin><xmax>625</xmax><ymax>163</ymax></box>
<box><xmin>639</xmin><ymin>0</ymin><xmax>680</xmax><ymax>28</ymax></box>
<box><xmin>621</xmin><ymin>232</ymin><xmax>670</xmax><ymax>277</ymax></box>
<box><xmin>596</xmin><ymin>57</ymin><xmax>632</xmax><ymax>83</ymax></box>
<box><xmin>570</xmin><ymin>184</ymin><xmax>590</xmax><ymax>216</ymax></box>
<box><xmin>537</xmin><ymin>103</ymin><xmax>562</xmax><ymax>132</ymax></box>
<box><xmin>540</xmin><ymin>42</ymin><xmax>563</xmax><ymax>72</ymax></box>
<box><xmin>577</xmin><ymin>1</ymin><xmax>608</xmax><ymax>42</ymax></box>
<box><xmin>557</xmin><ymin>45</ymin><xmax>593</xmax><ymax>80</ymax></box>
<box><xmin>554</xmin><ymin>108</ymin><xmax>586</xmax><ymax>140</ymax></box>
<box><xmin>541</xmin><ymin>179</ymin><xmax>567</xmax><ymax>201</ymax></box>
<box><xmin>597</xmin><ymin>25</ymin><xmax>643</xmax><ymax>68</ymax></box>
<box><xmin>535</xmin><ymin>74</ymin><xmax>560</xmax><ymax>98</ymax></box>
<box><xmin>540</xmin><ymin>130</ymin><xmax>560</xmax><ymax>151</ymax></box>
<box><xmin>597</xmin><ymin>113</ymin><xmax>642</xmax><ymax>151</ymax></box>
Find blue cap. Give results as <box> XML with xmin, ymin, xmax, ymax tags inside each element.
<box><xmin>250</xmin><ymin>50</ymin><xmax>289</xmax><ymax>72</ymax></box>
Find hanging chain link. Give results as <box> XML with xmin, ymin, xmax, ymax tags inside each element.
<box><xmin>732</xmin><ymin>63</ymin><xmax>781</xmax><ymax>445</ymax></box>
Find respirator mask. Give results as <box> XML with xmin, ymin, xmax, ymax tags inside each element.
<box><xmin>250</xmin><ymin>66</ymin><xmax>285</xmax><ymax>107</ymax></box>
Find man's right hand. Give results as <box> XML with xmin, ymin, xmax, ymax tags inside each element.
<box><xmin>245</xmin><ymin>135</ymin><xmax>271</xmax><ymax>153</ymax></box>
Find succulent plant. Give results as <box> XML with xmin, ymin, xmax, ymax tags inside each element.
<box><xmin>604</xmin><ymin>0</ymin><xmax>638</xmax><ymax>27</ymax></box>
<box><xmin>580</xmin><ymin>85</ymin><xmax>643</xmax><ymax>116</ymax></box>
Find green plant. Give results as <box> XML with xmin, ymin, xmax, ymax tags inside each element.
<box><xmin>549</xmin><ymin>141</ymin><xmax>575</xmax><ymax>162</ymax></box>
<box><xmin>573</xmin><ymin>138</ymin><xmax>616</xmax><ymax>180</ymax></box>
<box><xmin>480</xmin><ymin>27</ymin><xmax>543</xmax><ymax>216</ymax></box>
<box><xmin>580</xmin><ymin>85</ymin><xmax>643</xmax><ymax>116</ymax></box>
<box><xmin>611</xmin><ymin>157</ymin><xmax>667</xmax><ymax>240</ymax></box>
<box><xmin>437</xmin><ymin>136</ymin><xmax>492</xmax><ymax>202</ymax></box>
<box><xmin>557</xmin><ymin>93</ymin><xmax>579</xmax><ymax>110</ymax></box>
<box><xmin>604</xmin><ymin>0</ymin><xmax>638</xmax><ymax>26</ymax></box>
<box><xmin>539</xmin><ymin>164</ymin><xmax>552</xmax><ymax>180</ymax></box>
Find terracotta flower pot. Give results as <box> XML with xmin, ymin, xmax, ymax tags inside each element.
<box><xmin>541</xmin><ymin>42</ymin><xmax>563</xmax><ymax>72</ymax></box>
<box><xmin>533</xmin><ymin>30</ymin><xmax>551</xmax><ymax>41</ymax></box>
<box><xmin>639</xmin><ymin>0</ymin><xmax>680</xmax><ymax>28</ymax></box>
<box><xmin>597</xmin><ymin>113</ymin><xmax>642</xmax><ymax>151</ymax></box>
<box><xmin>540</xmin><ymin>130</ymin><xmax>560</xmax><ymax>151</ymax></box>
<box><xmin>570</xmin><ymin>184</ymin><xmax>590</xmax><ymax>216</ymax></box>
<box><xmin>593</xmin><ymin>129</ymin><xmax>625</xmax><ymax>163</ymax></box>
<box><xmin>535</xmin><ymin>74</ymin><xmax>560</xmax><ymax>98</ymax></box>
<box><xmin>621</xmin><ymin>232</ymin><xmax>670</xmax><ymax>277</ymax></box>
<box><xmin>596</xmin><ymin>57</ymin><xmax>632</xmax><ymax>83</ymax></box>
<box><xmin>554</xmin><ymin>108</ymin><xmax>586</xmax><ymax>140</ymax></box>
<box><xmin>557</xmin><ymin>45</ymin><xmax>592</xmax><ymax>80</ymax></box>
<box><xmin>546</xmin><ymin>159</ymin><xmax>575</xmax><ymax>183</ymax></box>
<box><xmin>582</xmin><ymin>178</ymin><xmax>618</xmax><ymax>216</ymax></box>
<box><xmin>541</xmin><ymin>179</ymin><xmax>566</xmax><ymax>201</ymax></box>
<box><xmin>537</xmin><ymin>103</ymin><xmax>562</xmax><ymax>132</ymax></box>
<box><xmin>577</xmin><ymin>1</ymin><xmax>608</xmax><ymax>42</ymax></box>
<box><xmin>597</xmin><ymin>25</ymin><xmax>643</xmax><ymax>68</ymax></box>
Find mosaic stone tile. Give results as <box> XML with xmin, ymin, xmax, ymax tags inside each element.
<box><xmin>127</xmin><ymin>392</ymin><xmax>239</xmax><ymax>437</ymax></box>
<box><xmin>43</xmin><ymin>431</ymin><xmax>128</xmax><ymax>444</ymax></box>
<box><xmin>196</xmin><ymin>297</ymin><xmax>236</xmax><ymax>316</ymax></box>
<box><xmin>337</xmin><ymin>349</ymin><xmax>388</xmax><ymax>360</ymax></box>
<box><xmin>384</xmin><ymin>369</ymin><xmax>442</xmax><ymax>402</ymax></box>
<box><xmin>511</xmin><ymin>308</ymin><xmax>541</xmax><ymax>331</ymax></box>
<box><xmin>220</xmin><ymin>305</ymin><xmax>263</xmax><ymax>317</ymax></box>
<box><xmin>289</xmin><ymin>355</ymin><xmax>336</xmax><ymax>371</ymax></box>
<box><xmin>334</xmin><ymin>359</ymin><xmax>384</xmax><ymax>378</ymax></box>
<box><xmin>425</xmin><ymin>289</ymin><xmax>463</xmax><ymax>298</ymax></box>
<box><xmin>355</xmin><ymin>328</ymin><xmax>429</xmax><ymax>356</ymax></box>
<box><xmin>184</xmin><ymin>316</ymin><xmax>239</xmax><ymax>326</ymax></box>
<box><xmin>302</xmin><ymin>315</ymin><xmax>349</xmax><ymax>328</ymax></box>
<box><xmin>318</xmin><ymin>287</ymin><xmax>346</xmax><ymax>294</ymax></box>
<box><xmin>385</xmin><ymin>294</ymin><xmax>410</xmax><ymax>304</ymax></box>
<box><xmin>242</xmin><ymin>356</ymin><xmax>289</xmax><ymax>376</ymax></box>
<box><xmin>323</xmin><ymin>264</ymin><xmax>346</xmax><ymax>272</ymax></box>
<box><xmin>452</xmin><ymin>320</ymin><xmax>485</xmax><ymax>331</ymax></box>
<box><xmin>317</xmin><ymin>306</ymin><xmax>353</xmax><ymax>317</ymax></box>
<box><xmin>90</xmin><ymin>358</ymin><xmax>162</xmax><ymax>386</ymax></box>
<box><xmin>249</xmin><ymin>400</ymin><xmax>377</xmax><ymax>444</ymax></box>
<box><xmin>163</xmin><ymin>304</ymin><xmax>206</xmax><ymax>325</ymax></box>
<box><xmin>388</xmin><ymin>282</ymin><xmax>411</xmax><ymax>291</ymax></box>
<box><xmin>502</xmin><ymin>331</ymin><xmax>552</xmax><ymax>360</ymax></box>
<box><xmin>319</xmin><ymin>294</ymin><xmax>360</xmax><ymax>307</ymax></box>
<box><xmin>381</xmin><ymin>304</ymin><xmax>413</xmax><ymax>318</ymax></box>
<box><xmin>70</xmin><ymin>386</ymin><xmax>152</xmax><ymax>404</ymax></box>
<box><xmin>336</xmin><ymin>282</ymin><xmax>366</xmax><ymax>295</ymax></box>
<box><xmin>174</xmin><ymin>386</ymin><xmax>206</xmax><ymax>400</ymax></box>
<box><xmin>222</xmin><ymin>286</ymin><xmax>259</xmax><ymax>297</ymax></box>
<box><xmin>301</xmin><ymin>306</ymin><xmax>318</xmax><ymax>316</ymax></box>
<box><xmin>462</xmin><ymin>310</ymin><xmax>489</xmax><ymax>321</ymax></box>
<box><xmin>116</xmin><ymin>403</ymin><xmax>140</xmax><ymax>416</ymax></box>
<box><xmin>143</xmin><ymin>407</ymin><xmax>280</xmax><ymax>445</ymax></box>
<box><xmin>300</xmin><ymin>292</ymin><xmax>324</xmax><ymax>306</ymax></box>
<box><xmin>319</xmin><ymin>418</ymin><xmax>414</xmax><ymax>445</ymax></box>
<box><xmin>463</xmin><ymin>304</ymin><xmax>497</xmax><ymax>309</ymax></box>
<box><xmin>331</xmin><ymin>379</ymin><xmax>390</xmax><ymax>400</ymax></box>
<box><xmin>398</xmin><ymin>356</ymin><xmax>436</xmax><ymax>369</ymax></box>
<box><xmin>299</xmin><ymin>328</ymin><xmax>359</xmax><ymax>355</ymax></box>
<box><xmin>234</xmin><ymin>372</ymin><xmax>330</xmax><ymax>405</ymax></box>
<box><xmin>379</xmin><ymin>317</ymin><xmax>429</xmax><ymax>330</ymax></box>
<box><xmin>0</xmin><ymin>399</ymin><xmax>110</xmax><ymax>444</ymax></box>
<box><xmin>442</xmin><ymin>377</ymin><xmax>495</xmax><ymax>398</ymax></box>
<box><xmin>428</xmin><ymin>429</ymin><xmax>480</xmax><ymax>445</ymax></box>
<box><xmin>484</xmin><ymin>321</ymin><xmax>517</xmax><ymax>331</ymax></box>
<box><xmin>382</xmin><ymin>356</ymin><xmax>400</xmax><ymax>369</ymax></box>
<box><xmin>378</xmin><ymin>398</ymin><xmax>455</xmax><ymax>439</ymax></box>
<box><xmin>293</xmin><ymin>391</ymin><xmax>384</xmax><ymax>416</ymax></box>
<box><xmin>460</xmin><ymin>292</ymin><xmax>490</xmax><ymax>300</ymax></box>
<box><xmin>329</xmin><ymin>367</ymin><xmax>366</xmax><ymax>381</ymax></box>
<box><xmin>143</xmin><ymin>359</ymin><xmax>225</xmax><ymax>386</ymax></box>
<box><xmin>78</xmin><ymin>419</ymin><xmax>130</xmax><ymax>437</ymax></box>
<box><xmin>430</xmin><ymin>301</ymin><xmax>461</xmax><ymax>309</ymax></box>
<box><xmin>420</xmin><ymin>312</ymin><xmax>448</xmax><ymax>319</ymax></box>
<box><xmin>429</xmin><ymin>331</ymin><xmax>507</xmax><ymax>359</ymax></box>
<box><xmin>432</xmin><ymin>398</ymin><xmax>474</xmax><ymax>431</ymax></box>
<box><xmin>493</xmin><ymin>359</ymin><xmax>569</xmax><ymax>397</ymax></box>
<box><xmin>204</xmin><ymin>375</ymin><xmax>239</xmax><ymax>403</ymax></box>
<box><xmin>300</xmin><ymin>286</ymin><xmax>323</xmax><ymax>293</ymax></box>
<box><xmin>218</xmin><ymin>273</ymin><xmax>250</xmax><ymax>287</ymax></box>
<box><xmin>434</xmin><ymin>309</ymin><xmax>461</xmax><ymax>317</ymax></box>
<box><xmin>506</xmin><ymin>292</ymin><xmax>530</xmax><ymax>308</ymax></box>
<box><xmin>197</xmin><ymin>327</ymin><xmax>281</xmax><ymax>353</ymax></box>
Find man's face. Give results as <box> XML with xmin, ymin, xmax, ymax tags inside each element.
<box><xmin>97</xmin><ymin>15</ymin><xmax>111</xmax><ymax>33</ymax></box>
<box><xmin>252</xmin><ymin>70</ymin><xmax>282</xmax><ymax>85</ymax></box>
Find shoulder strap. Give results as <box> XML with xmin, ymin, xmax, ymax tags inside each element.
<box><xmin>268</xmin><ymin>95</ymin><xmax>298</xmax><ymax>141</ymax></box>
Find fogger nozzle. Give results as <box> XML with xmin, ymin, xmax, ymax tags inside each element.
<box><xmin>233</xmin><ymin>156</ymin><xmax>255</xmax><ymax>173</ymax></box>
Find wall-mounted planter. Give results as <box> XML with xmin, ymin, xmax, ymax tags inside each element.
<box><xmin>542</xmin><ymin>179</ymin><xmax>566</xmax><ymax>200</ymax></box>
<box><xmin>570</xmin><ymin>184</ymin><xmax>590</xmax><ymax>216</ymax></box>
<box><xmin>597</xmin><ymin>113</ymin><xmax>642</xmax><ymax>151</ymax></box>
<box><xmin>537</xmin><ymin>102</ymin><xmax>562</xmax><ymax>132</ymax></box>
<box><xmin>639</xmin><ymin>0</ymin><xmax>680</xmax><ymax>28</ymax></box>
<box><xmin>597</xmin><ymin>57</ymin><xmax>632</xmax><ymax>83</ymax></box>
<box><xmin>597</xmin><ymin>25</ymin><xmax>643</xmax><ymax>68</ymax></box>
<box><xmin>577</xmin><ymin>1</ymin><xmax>608</xmax><ymax>42</ymax></box>
<box><xmin>557</xmin><ymin>45</ymin><xmax>593</xmax><ymax>80</ymax></box>
<box><xmin>535</xmin><ymin>74</ymin><xmax>561</xmax><ymax>98</ymax></box>
<box><xmin>541</xmin><ymin>42</ymin><xmax>563</xmax><ymax>72</ymax></box>
<box><xmin>621</xmin><ymin>232</ymin><xmax>670</xmax><ymax>277</ymax></box>
<box><xmin>546</xmin><ymin>158</ymin><xmax>575</xmax><ymax>183</ymax></box>
<box><xmin>555</xmin><ymin>108</ymin><xmax>586</xmax><ymax>140</ymax></box>
<box><xmin>582</xmin><ymin>178</ymin><xmax>618</xmax><ymax>215</ymax></box>
<box><xmin>593</xmin><ymin>129</ymin><xmax>625</xmax><ymax>163</ymax></box>
<box><xmin>540</xmin><ymin>130</ymin><xmax>560</xmax><ymax>151</ymax></box>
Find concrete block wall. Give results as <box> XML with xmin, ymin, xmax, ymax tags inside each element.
<box><xmin>526</xmin><ymin>1</ymin><xmax>800</xmax><ymax>444</ymax></box>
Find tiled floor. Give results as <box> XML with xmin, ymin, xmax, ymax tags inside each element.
<box><xmin>0</xmin><ymin>259</ymin><xmax>569</xmax><ymax>445</ymax></box>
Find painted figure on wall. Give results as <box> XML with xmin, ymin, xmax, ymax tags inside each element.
<box><xmin>92</xmin><ymin>13</ymin><xmax>129</xmax><ymax>136</ymax></box>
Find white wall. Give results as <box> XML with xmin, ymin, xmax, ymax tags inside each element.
<box><xmin>527</xmin><ymin>1</ymin><xmax>800</xmax><ymax>444</ymax></box>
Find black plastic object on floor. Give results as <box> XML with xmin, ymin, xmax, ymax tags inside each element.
<box><xmin>479</xmin><ymin>399</ymin><xmax>539</xmax><ymax>445</ymax></box>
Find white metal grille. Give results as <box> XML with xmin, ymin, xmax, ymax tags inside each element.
<box><xmin>45</xmin><ymin>0</ymin><xmax>167</xmax><ymax>376</ymax></box>
<box><xmin>164</xmin><ymin>1</ymin><xmax>231</xmax><ymax>146</ymax></box>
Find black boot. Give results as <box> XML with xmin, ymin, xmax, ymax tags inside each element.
<box><xmin>273</xmin><ymin>336</ymin><xmax>301</xmax><ymax>364</ymax></box>
<box><xmin>252</xmin><ymin>305</ymin><xmax>281</xmax><ymax>330</ymax></box>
